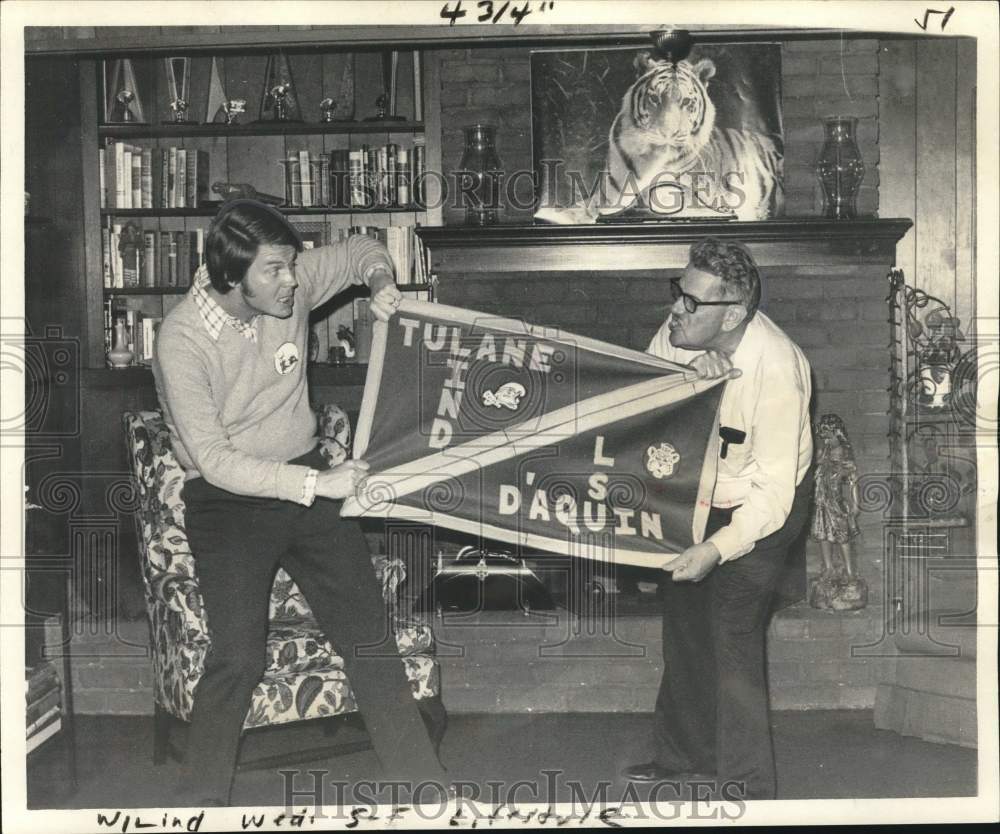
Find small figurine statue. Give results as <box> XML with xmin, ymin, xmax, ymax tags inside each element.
<box><xmin>808</xmin><ymin>414</ymin><xmax>868</xmax><ymax>611</ymax></box>
<box><xmin>336</xmin><ymin>325</ymin><xmax>357</xmax><ymax>359</ymax></box>
<box><xmin>319</xmin><ymin>97</ymin><xmax>337</xmax><ymax>123</ymax></box>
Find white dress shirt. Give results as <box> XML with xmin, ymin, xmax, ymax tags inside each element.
<box><xmin>648</xmin><ymin>311</ymin><xmax>813</xmax><ymax>562</ymax></box>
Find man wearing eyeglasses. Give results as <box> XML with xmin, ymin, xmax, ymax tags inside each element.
<box><xmin>623</xmin><ymin>237</ymin><xmax>813</xmax><ymax>801</ymax></box>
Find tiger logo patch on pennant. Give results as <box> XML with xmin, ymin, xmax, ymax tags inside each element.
<box><xmin>646</xmin><ymin>442</ymin><xmax>681</xmax><ymax>479</ymax></box>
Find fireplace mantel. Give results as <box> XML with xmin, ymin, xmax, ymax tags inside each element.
<box><xmin>418</xmin><ymin>218</ymin><xmax>913</xmax><ymax>273</ymax></box>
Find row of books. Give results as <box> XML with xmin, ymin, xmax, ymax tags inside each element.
<box><xmin>100</xmin><ymin>142</ymin><xmax>210</xmax><ymax>210</ymax></box>
<box><xmin>103</xmin><ymin>223</ymin><xmax>204</xmax><ymax>289</ymax></box>
<box><xmin>283</xmin><ymin>141</ymin><xmax>426</xmax><ymax>210</ymax></box>
<box><xmin>103</xmin><ymin>223</ymin><xmax>424</xmax><ymax>290</ymax></box>
<box><xmin>337</xmin><ymin>225</ymin><xmax>429</xmax><ymax>286</ymax></box>
<box><xmin>104</xmin><ymin>299</ymin><xmax>163</xmax><ymax>367</ymax></box>
<box><xmin>26</xmin><ymin>661</ymin><xmax>62</xmax><ymax>754</ymax></box>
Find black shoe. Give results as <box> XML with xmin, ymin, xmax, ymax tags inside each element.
<box><xmin>622</xmin><ymin>761</ymin><xmax>700</xmax><ymax>783</ymax></box>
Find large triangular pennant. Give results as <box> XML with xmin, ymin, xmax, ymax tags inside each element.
<box><xmin>341</xmin><ymin>300</ymin><xmax>725</xmax><ymax>569</ymax></box>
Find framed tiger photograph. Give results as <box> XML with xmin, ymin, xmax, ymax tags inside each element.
<box><xmin>531</xmin><ymin>43</ymin><xmax>784</xmax><ymax>224</ymax></box>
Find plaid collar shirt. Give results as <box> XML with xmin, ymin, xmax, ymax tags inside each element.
<box><xmin>191</xmin><ymin>266</ymin><xmax>259</xmax><ymax>343</ymax></box>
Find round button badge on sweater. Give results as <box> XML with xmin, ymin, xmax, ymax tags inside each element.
<box><xmin>274</xmin><ymin>342</ymin><xmax>300</xmax><ymax>375</ymax></box>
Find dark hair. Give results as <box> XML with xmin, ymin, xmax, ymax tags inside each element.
<box><xmin>205</xmin><ymin>200</ymin><xmax>302</xmax><ymax>293</ymax></box>
<box><xmin>688</xmin><ymin>237</ymin><xmax>761</xmax><ymax>319</ymax></box>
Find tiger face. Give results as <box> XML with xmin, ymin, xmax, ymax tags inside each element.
<box><xmin>615</xmin><ymin>55</ymin><xmax>717</xmax><ymax>161</ymax></box>
<box><xmin>534</xmin><ymin>50</ymin><xmax>781</xmax><ymax>224</ymax></box>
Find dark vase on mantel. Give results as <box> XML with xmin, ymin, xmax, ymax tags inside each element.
<box><xmin>815</xmin><ymin>117</ymin><xmax>866</xmax><ymax>219</ymax></box>
<box><xmin>458</xmin><ymin>124</ymin><xmax>503</xmax><ymax>226</ymax></box>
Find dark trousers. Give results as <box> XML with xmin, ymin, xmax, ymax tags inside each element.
<box><xmin>653</xmin><ymin>474</ymin><xmax>812</xmax><ymax>799</ymax></box>
<box><xmin>178</xmin><ymin>447</ymin><xmax>447</xmax><ymax>804</ymax></box>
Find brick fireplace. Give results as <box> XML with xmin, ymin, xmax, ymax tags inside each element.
<box><xmin>409</xmin><ymin>218</ymin><xmax>912</xmax><ymax>713</ymax></box>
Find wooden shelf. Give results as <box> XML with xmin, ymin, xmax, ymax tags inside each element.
<box><xmin>97</xmin><ymin>120</ymin><xmax>423</xmax><ymax>139</ymax></box>
<box><xmin>104</xmin><ymin>286</ymin><xmax>189</xmax><ymax>295</ymax></box>
<box><xmin>101</xmin><ymin>205</ymin><xmax>426</xmax><ymax>218</ymax></box>
<box><xmin>83</xmin><ymin>363</ymin><xmax>370</xmax><ymax>387</ymax></box>
<box><xmin>309</xmin><ymin>363</ymin><xmax>369</xmax><ymax>387</ymax></box>
<box><xmin>104</xmin><ymin>283</ymin><xmax>430</xmax><ymax>296</ymax></box>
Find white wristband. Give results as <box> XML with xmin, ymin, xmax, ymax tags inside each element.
<box><xmin>300</xmin><ymin>468</ymin><xmax>319</xmax><ymax>507</ymax></box>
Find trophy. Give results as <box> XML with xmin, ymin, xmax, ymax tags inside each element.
<box><xmin>271</xmin><ymin>84</ymin><xmax>293</xmax><ymax>122</ymax></box>
<box><xmin>222</xmin><ymin>99</ymin><xmax>246</xmax><ymax>125</ymax></box>
<box><xmin>116</xmin><ymin>90</ymin><xmax>137</xmax><ymax>122</ymax></box>
<box><xmin>163</xmin><ymin>57</ymin><xmax>197</xmax><ymax>124</ymax></box>
<box><xmin>103</xmin><ymin>59</ymin><xmax>146</xmax><ymax>124</ymax></box>
<box><xmin>258</xmin><ymin>53</ymin><xmax>302</xmax><ymax>123</ymax></box>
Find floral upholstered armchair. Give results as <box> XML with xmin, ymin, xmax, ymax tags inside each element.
<box><xmin>122</xmin><ymin>404</ymin><xmax>439</xmax><ymax>759</ymax></box>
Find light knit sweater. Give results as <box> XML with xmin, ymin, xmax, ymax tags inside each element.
<box><xmin>152</xmin><ymin>235</ymin><xmax>391</xmax><ymax>502</ymax></box>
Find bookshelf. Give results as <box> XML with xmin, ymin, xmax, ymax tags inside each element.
<box><xmin>97</xmin><ymin>121</ymin><xmax>425</xmax><ymax>139</ymax></box>
<box><xmin>80</xmin><ymin>47</ymin><xmax>443</xmax><ymax>371</ymax></box>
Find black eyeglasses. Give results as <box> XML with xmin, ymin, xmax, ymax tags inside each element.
<box><xmin>669</xmin><ymin>277</ymin><xmax>740</xmax><ymax>314</ymax></box>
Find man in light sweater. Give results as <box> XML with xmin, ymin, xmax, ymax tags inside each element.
<box><xmin>623</xmin><ymin>238</ymin><xmax>813</xmax><ymax>800</ymax></box>
<box><xmin>153</xmin><ymin>200</ymin><xmax>447</xmax><ymax>805</ymax></box>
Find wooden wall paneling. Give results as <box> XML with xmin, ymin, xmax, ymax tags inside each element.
<box><xmin>77</xmin><ymin>61</ymin><xmax>106</xmax><ymax>369</ymax></box>
<box><xmin>77</xmin><ymin>372</ymin><xmax>160</xmax><ymax>621</ymax></box>
<box><xmin>422</xmin><ymin>50</ymin><xmax>444</xmax><ymax>227</ymax></box>
<box><xmin>954</xmin><ymin>38</ymin><xmax>977</xmax><ymax>332</ymax></box>
<box><xmin>226</xmin><ymin>135</ymin><xmax>286</xmax><ymax>202</ymax></box>
<box><xmin>186</xmin><ymin>55</ymin><xmax>214</xmax><ymax>126</ymax></box>
<box><xmin>24</xmin><ymin>57</ymin><xmax>88</xmax><ymax>637</ymax></box>
<box><xmin>126</xmin><ymin>56</ymin><xmax>162</xmax><ymax>127</ymax></box>
<box><xmin>290</xmin><ymin>52</ymin><xmax>324</xmax><ymax>125</ymax></box>
<box><xmin>323</xmin><ymin>211</ymin><xmax>359</xmax><ymax>364</ymax></box>
<box><xmin>122</xmin><ymin>295</ymin><xmax>162</xmax><ymax>322</ymax></box>
<box><xmin>321</xmin><ymin>51</ymin><xmax>356</xmax><ymax>121</ymax></box>
<box><xmin>876</xmin><ymin>39</ymin><xmax>917</xmax><ymax>280</ymax></box>
<box><xmin>223</xmin><ymin>54</ymin><xmax>266</xmax><ymax>123</ymax></box>
<box><xmin>394</xmin><ymin>49</ymin><xmax>416</xmax><ymax>122</ymax></box>
<box><xmin>353</xmin><ymin>51</ymin><xmax>384</xmax><ymax>123</ymax></box>
<box><xmin>214</xmin><ymin>55</ymin><xmax>235</xmax><ymax>122</ymax></box>
<box><xmin>161</xmin><ymin>295</ymin><xmax>184</xmax><ymax>318</ymax></box>
<box><xmin>914</xmin><ymin>39</ymin><xmax>958</xmax><ymax>310</ymax></box>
